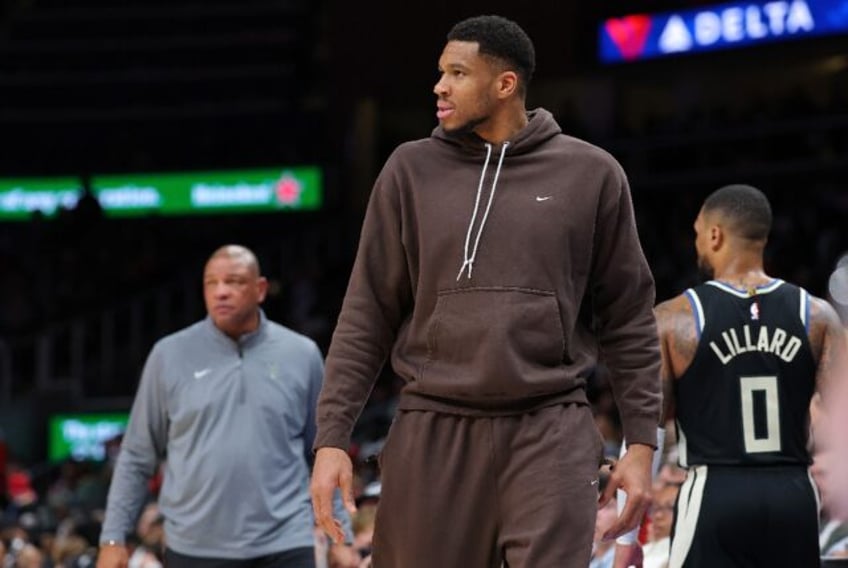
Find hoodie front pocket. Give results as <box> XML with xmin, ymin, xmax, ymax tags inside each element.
<box><xmin>421</xmin><ymin>287</ymin><xmax>566</xmax><ymax>401</ymax></box>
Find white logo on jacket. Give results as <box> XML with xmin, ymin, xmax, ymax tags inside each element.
<box><xmin>193</xmin><ymin>368</ymin><xmax>212</xmax><ymax>379</ymax></box>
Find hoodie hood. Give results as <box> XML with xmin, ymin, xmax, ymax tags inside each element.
<box><xmin>431</xmin><ymin>108</ymin><xmax>562</xmax><ymax>156</ymax></box>
<box><xmin>433</xmin><ymin>108</ymin><xmax>565</xmax><ymax>279</ymax></box>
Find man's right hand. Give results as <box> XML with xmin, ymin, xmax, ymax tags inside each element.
<box><xmin>96</xmin><ymin>544</ymin><xmax>129</xmax><ymax>568</ymax></box>
<box><xmin>613</xmin><ymin>542</ymin><xmax>643</xmax><ymax>568</ymax></box>
<box><xmin>311</xmin><ymin>447</ymin><xmax>357</xmax><ymax>544</ymax></box>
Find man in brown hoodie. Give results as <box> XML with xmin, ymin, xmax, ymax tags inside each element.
<box><xmin>310</xmin><ymin>14</ymin><xmax>662</xmax><ymax>568</ymax></box>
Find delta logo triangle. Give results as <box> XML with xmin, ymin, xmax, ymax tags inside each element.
<box><xmin>604</xmin><ymin>14</ymin><xmax>652</xmax><ymax>60</ymax></box>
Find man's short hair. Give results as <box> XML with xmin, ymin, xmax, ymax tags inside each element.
<box><xmin>447</xmin><ymin>15</ymin><xmax>536</xmax><ymax>93</ymax></box>
<box><xmin>703</xmin><ymin>184</ymin><xmax>772</xmax><ymax>241</ymax></box>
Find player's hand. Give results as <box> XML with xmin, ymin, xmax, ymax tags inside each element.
<box><xmin>613</xmin><ymin>542</ymin><xmax>643</xmax><ymax>568</ymax></box>
<box><xmin>96</xmin><ymin>544</ymin><xmax>129</xmax><ymax>568</ymax></box>
<box><xmin>311</xmin><ymin>447</ymin><xmax>357</xmax><ymax>544</ymax></box>
<box><xmin>599</xmin><ymin>443</ymin><xmax>653</xmax><ymax>540</ymax></box>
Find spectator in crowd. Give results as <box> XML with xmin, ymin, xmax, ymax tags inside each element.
<box><xmin>812</xmin><ymin>342</ymin><xmax>848</xmax><ymax>562</ymax></box>
<box><xmin>641</xmin><ymin>482</ymin><xmax>680</xmax><ymax>568</ymax></box>
<box><xmin>813</xmin><ymin>450</ymin><xmax>848</xmax><ymax>560</ymax></box>
<box><xmin>590</xmin><ymin>472</ymin><xmax>625</xmax><ymax>568</ymax></box>
<box><xmin>17</xmin><ymin>542</ymin><xmax>45</xmax><ymax>568</ymax></box>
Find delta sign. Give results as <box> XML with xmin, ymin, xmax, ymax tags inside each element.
<box><xmin>599</xmin><ymin>0</ymin><xmax>848</xmax><ymax>63</ymax></box>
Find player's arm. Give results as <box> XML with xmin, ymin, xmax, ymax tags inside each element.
<box><xmin>808</xmin><ymin>297</ymin><xmax>846</xmax><ymax>437</ymax></box>
<box><xmin>611</xmin><ymin>294</ymin><xmax>694</xmax><ymax>557</ymax></box>
<box><xmin>655</xmin><ymin>298</ymin><xmax>680</xmax><ymax>422</ymax></box>
<box><xmin>657</xmin><ymin>294</ymin><xmax>699</xmax><ymax>387</ymax></box>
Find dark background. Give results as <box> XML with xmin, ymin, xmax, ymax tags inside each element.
<box><xmin>1</xmin><ymin>0</ymin><xmax>846</xmax><ymax>463</ymax></box>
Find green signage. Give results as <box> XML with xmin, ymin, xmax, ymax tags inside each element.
<box><xmin>91</xmin><ymin>166</ymin><xmax>323</xmax><ymax>217</ymax></box>
<box><xmin>0</xmin><ymin>166</ymin><xmax>323</xmax><ymax>221</ymax></box>
<box><xmin>0</xmin><ymin>177</ymin><xmax>83</xmax><ymax>219</ymax></box>
<box><xmin>48</xmin><ymin>412</ymin><xmax>130</xmax><ymax>462</ymax></box>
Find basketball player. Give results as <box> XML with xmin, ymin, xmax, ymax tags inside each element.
<box><xmin>655</xmin><ymin>184</ymin><xmax>845</xmax><ymax>567</ymax></box>
<box><xmin>311</xmin><ymin>14</ymin><xmax>661</xmax><ymax>568</ymax></box>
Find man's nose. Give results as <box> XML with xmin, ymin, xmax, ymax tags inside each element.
<box><xmin>434</xmin><ymin>76</ymin><xmax>448</xmax><ymax>97</ymax></box>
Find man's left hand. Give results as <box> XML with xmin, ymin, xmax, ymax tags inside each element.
<box><xmin>599</xmin><ymin>442</ymin><xmax>653</xmax><ymax>540</ymax></box>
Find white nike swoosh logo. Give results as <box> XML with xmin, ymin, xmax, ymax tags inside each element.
<box><xmin>536</xmin><ymin>196</ymin><xmax>552</xmax><ymax>202</ymax></box>
<box><xmin>193</xmin><ymin>368</ymin><xmax>212</xmax><ymax>379</ymax></box>
<box><xmin>590</xmin><ymin>479</ymin><xmax>599</xmax><ymax>486</ymax></box>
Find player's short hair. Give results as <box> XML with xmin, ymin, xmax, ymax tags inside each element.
<box><xmin>703</xmin><ymin>184</ymin><xmax>772</xmax><ymax>242</ymax></box>
<box><xmin>447</xmin><ymin>15</ymin><xmax>535</xmax><ymax>95</ymax></box>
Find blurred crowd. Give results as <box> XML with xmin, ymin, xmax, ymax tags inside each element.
<box><xmin>2</xmin><ymin>371</ymin><xmax>848</xmax><ymax>567</ymax></box>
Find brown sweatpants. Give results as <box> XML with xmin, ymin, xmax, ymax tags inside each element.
<box><xmin>371</xmin><ymin>403</ymin><xmax>603</xmax><ymax>568</ymax></box>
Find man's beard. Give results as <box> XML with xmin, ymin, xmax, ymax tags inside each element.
<box><xmin>697</xmin><ymin>256</ymin><xmax>714</xmax><ymax>281</ymax></box>
<box><xmin>443</xmin><ymin>113</ymin><xmax>488</xmax><ymax>137</ymax></box>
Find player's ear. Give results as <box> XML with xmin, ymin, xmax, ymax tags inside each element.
<box><xmin>710</xmin><ymin>225</ymin><xmax>723</xmax><ymax>251</ymax></box>
<box><xmin>496</xmin><ymin>70</ymin><xmax>519</xmax><ymax>99</ymax></box>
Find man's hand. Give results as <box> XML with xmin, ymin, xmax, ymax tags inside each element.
<box><xmin>599</xmin><ymin>443</ymin><xmax>653</xmax><ymax>541</ymax></box>
<box><xmin>311</xmin><ymin>447</ymin><xmax>357</xmax><ymax>544</ymax></box>
<box><xmin>96</xmin><ymin>544</ymin><xmax>129</xmax><ymax>568</ymax></box>
<box><xmin>328</xmin><ymin>543</ymin><xmax>362</xmax><ymax>568</ymax></box>
<box><xmin>613</xmin><ymin>542</ymin><xmax>643</xmax><ymax>568</ymax></box>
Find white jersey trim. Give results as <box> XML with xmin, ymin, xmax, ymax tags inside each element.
<box><xmin>800</xmin><ymin>288</ymin><xmax>811</xmax><ymax>333</ymax></box>
<box><xmin>706</xmin><ymin>278</ymin><xmax>784</xmax><ymax>298</ymax></box>
<box><xmin>809</xmin><ymin>467</ymin><xmax>822</xmax><ymax>524</ymax></box>
<box><xmin>684</xmin><ymin>288</ymin><xmax>705</xmax><ymax>337</ymax></box>
<box><xmin>669</xmin><ymin>465</ymin><xmax>708</xmax><ymax>568</ymax></box>
<box><xmin>676</xmin><ymin>420</ymin><xmax>688</xmax><ymax>468</ymax></box>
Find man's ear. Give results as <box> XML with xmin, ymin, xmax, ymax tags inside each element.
<box><xmin>496</xmin><ymin>70</ymin><xmax>519</xmax><ymax>99</ymax></box>
<box><xmin>256</xmin><ymin>276</ymin><xmax>269</xmax><ymax>303</ymax></box>
<box><xmin>710</xmin><ymin>225</ymin><xmax>724</xmax><ymax>252</ymax></box>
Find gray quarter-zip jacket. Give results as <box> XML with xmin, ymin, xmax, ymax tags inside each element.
<box><xmin>101</xmin><ymin>310</ymin><xmax>351</xmax><ymax>557</ymax></box>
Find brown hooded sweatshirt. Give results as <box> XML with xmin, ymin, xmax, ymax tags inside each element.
<box><xmin>315</xmin><ymin>108</ymin><xmax>661</xmax><ymax>450</ymax></box>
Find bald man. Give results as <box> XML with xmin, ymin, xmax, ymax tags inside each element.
<box><xmin>98</xmin><ymin>245</ymin><xmax>357</xmax><ymax>568</ymax></box>
<box><xmin>654</xmin><ymin>185</ymin><xmax>845</xmax><ymax>567</ymax></box>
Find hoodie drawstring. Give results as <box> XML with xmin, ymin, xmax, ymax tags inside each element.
<box><xmin>456</xmin><ymin>141</ymin><xmax>509</xmax><ymax>280</ymax></box>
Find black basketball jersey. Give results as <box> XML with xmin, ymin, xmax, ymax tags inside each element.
<box><xmin>675</xmin><ymin>279</ymin><xmax>816</xmax><ymax>467</ymax></box>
